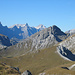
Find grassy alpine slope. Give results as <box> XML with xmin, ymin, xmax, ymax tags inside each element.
<box><xmin>0</xmin><ymin>63</ymin><xmax>20</xmax><ymax>75</ymax></box>
<box><xmin>0</xmin><ymin>46</ymin><xmax>74</xmax><ymax>75</ymax></box>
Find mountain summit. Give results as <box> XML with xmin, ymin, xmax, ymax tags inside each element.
<box><xmin>9</xmin><ymin>23</ymin><xmax>38</xmax><ymax>39</ymax></box>
<box><xmin>9</xmin><ymin>23</ymin><xmax>29</xmax><ymax>29</ymax></box>
<box><xmin>35</xmin><ymin>24</ymin><xmax>46</xmax><ymax>30</ymax></box>
<box><xmin>50</xmin><ymin>25</ymin><xmax>66</xmax><ymax>35</ymax></box>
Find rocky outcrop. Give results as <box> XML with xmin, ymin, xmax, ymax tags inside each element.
<box><xmin>57</xmin><ymin>35</ymin><xmax>75</xmax><ymax>61</ymax></box>
<box><xmin>61</xmin><ymin>67</ymin><xmax>69</xmax><ymax>70</ymax></box>
<box><xmin>10</xmin><ymin>66</ymin><xmax>21</xmax><ymax>74</ymax></box>
<box><xmin>21</xmin><ymin>70</ymin><xmax>32</xmax><ymax>75</ymax></box>
<box><xmin>10</xmin><ymin>39</ymin><xmax>18</xmax><ymax>45</ymax></box>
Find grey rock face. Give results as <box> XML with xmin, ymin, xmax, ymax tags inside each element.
<box><xmin>57</xmin><ymin>35</ymin><xmax>75</xmax><ymax>61</ymax></box>
<box><xmin>66</xmin><ymin>29</ymin><xmax>75</xmax><ymax>36</ymax></box>
<box><xmin>58</xmin><ymin>35</ymin><xmax>75</xmax><ymax>53</ymax></box>
<box><xmin>28</xmin><ymin>25</ymin><xmax>67</xmax><ymax>51</ymax></box>
<box><xmin>21</xmin><ymin>70</ymin><xmax>32</xmax><ymax>75</ymax></box>
<box><xmin>10</xmin><ymin>39</ymin><xmax>18</xmax><ymax>45</ymax></box>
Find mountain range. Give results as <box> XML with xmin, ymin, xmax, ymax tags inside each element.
<box><xmin>0</xmin><ymin>25</ymin><xmax>68</xmax><ymax>57</ymax></box>
<box><xmin>0</xmin><ymin>22</ymin><xmax>46</xmax><ymax>40</ymax></box>
<box><xmin>0</xmin><ymin>22</ymin><xmax>75</xmax><ymax>75</ymax></box>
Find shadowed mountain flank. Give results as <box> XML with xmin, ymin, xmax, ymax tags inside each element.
<box><xmin>57</xmin><ymin>46</ymin><xmax>75</xmax><ymax>61</ymax></box>
<box><xmin>0</xmin><ymin>22</ymin><xmax>13</xmax><ymax>39</ymax></box>
<box><xmin>0</xmin><ymin>34</ymin><xmax>12</xmax><ymax>49</ymax></box>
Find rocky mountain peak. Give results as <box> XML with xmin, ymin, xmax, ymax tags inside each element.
<box><xmin>18</xmin><ymin>23</ymin><xmax>29</xmax><ymax>28</ymax></box>
<box><xmin>9</xmin><ymin>23</ymin><xmax>29</xmax><ymax>29</ymax></box>
<box><xmin>49</xmin><ymin>25</ymin><xmax>66</xmax><ymax>36</ymax></box>
<box><xmin>57</xmin><ymin>34</ymin><xmax>75</xmax><ymax>61</ymax></box>
<box><xmin>13</xmin><ymin>25</ymin><xmax>18</xmax><ymax>29</ymax></box>
<box><xmin>37</xmin><ymin>24</ymin><xmax>46</xmax><ymax>28</ymax></box>
<box><xmin>52</xmin><ymin>25</ymin><xmax>59</xmax><ymax>29</ymax></box>
<box><xmin>25</xmin><ymin>23</ymin><xmax>29</xmax><ymax>27</ymax></box>
<box><xmin>35</xmin><ymin>24</ymin><xmax>46</xmax><ymax>30</ymax></box>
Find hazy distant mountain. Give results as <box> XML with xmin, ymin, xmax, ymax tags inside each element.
<box><xmin>0</xmin><ymin>22</ymin><xmax>13</xmax><ymax>39</ymax></box>
<box><xmin>66</xmin><ymin>29</ymin><xmax>75</xmax><ymax>36</ymax></box>
<box><xmin>1</xmin><ymin>25</ymin><xmax>67</xmax><ymax>57</ymax></box>
<box><xmin>9</xmin><ymin>23</ymin><xmax>38</xmax><ymax>39</ymax></box>
<box><xmin>9</xmin><ymin>23</ymin><xmax>46</xmax><ymax>39</ymax></box>
<box><xmin>35</xmin><ymin>24</ymin><xmax>46</xmax><ymax>30</ymax></box>
<box><xmin>0</xmin><ymin>22</ymin><xmax>46</xmax><ymax>40</ymax></box>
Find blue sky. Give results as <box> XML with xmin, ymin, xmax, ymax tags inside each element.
<box><xmin>0</xmin><ymin>0</ymin><xmax>75</xmax><ymax>31</ymax></box>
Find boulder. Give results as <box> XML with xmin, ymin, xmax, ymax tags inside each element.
<box><xmin>10</xmin><ymin>66</ymin><xmax>21</xmax><ymax>74</ymax></box>
<box><xmin>21</xmin><ymin>70</ymin><xmax>32</xmax><ymax>75</ymax></box>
